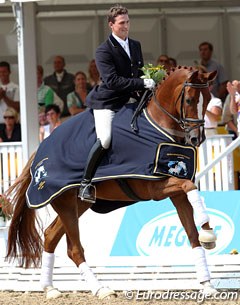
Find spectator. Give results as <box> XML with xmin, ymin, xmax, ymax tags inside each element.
<box><xmin>67</xmin><ymin>71</ymin><xmax>88</xmax><ymax>116</ymax></box>
<box><xmin>37</xmin><ymin>65</ymin><xmax>54</xmax><ymax>108</ymax></box>
<box><xmin>204</xmin><ymin>92</ymin><xmax>222</xmax><ymax>137</ymax></box>
<box><xmin>0</xmin><ymin>107</ymin><xmax>21</xmax><ymax>142</ymax></box>
<box><xmin>39</xmin><ymin>104</ymin><xmax>61</xmax><ymax>142</ymax></box>
<box><xmin>198</xmin><ymin>41</ymin><xmax>228</xmax><ymax>101</ymax></box>
<box><xmin>169</xmin><ymin>57</ymin><xmax>177</xmax><ymax>68</ymax></box>
<box><xmin>37</xmin><ymin>65</ymin><xmax>64</xmax><ymax>112</ymax></box>
<box><xmin>156</xmin><ymin>54</ymin><xmax>170</xmax><ymax>71</ymax></box>
<box><xmin>222</xmin><ymin>93</ymin><xmax>238</xmax><ymax>139</ymax></box>
<box><xmin>226</xmin><ymin>80</ymin><xmax>240</xmax><ymax>135</ymax></box>
<box><xmin>44</xmin><ymin>56</ymin><xmax>74</xmax><ymax>119</ymax></box>
<box><xmin>88</xmin><ymin>59</ymin><xmax>101</xmax><ymax>89</ymax></box>
<box><xmin>38</xmin><ymin>110</ymin><xmax>47</xmax><ymax>127</ymax></box>
<box><xmin>0</xmin><ymin>61</ymin><xmax>20</xmax><ymax>127</ymax></box>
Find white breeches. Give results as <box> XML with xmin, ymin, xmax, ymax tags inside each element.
<box><xmin>93</xmin><ymin>109</ymin><xmax>115</xmax><ymax>149</ymax></box>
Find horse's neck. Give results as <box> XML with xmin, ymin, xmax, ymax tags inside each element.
<box><xmin>147</xmin><ymin>81</ymin><xmax>185</xmax><ymax>142</ymax></box>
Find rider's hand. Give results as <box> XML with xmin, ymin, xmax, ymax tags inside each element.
<box><xmin>143</xmin><ymin>79</ymin><xmax>156</xmax><ymax>89</ymax></box>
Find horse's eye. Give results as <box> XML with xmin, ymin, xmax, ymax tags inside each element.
<box><xmin>186</xmin><ymin>98</ymin><xmax>192</xmax><ymax>105</ymax></box>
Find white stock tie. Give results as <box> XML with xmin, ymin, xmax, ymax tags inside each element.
<box><xmin>122</xmin><ymin>42</ymin><xmax>131</xmax><ymax>58</ymax></box>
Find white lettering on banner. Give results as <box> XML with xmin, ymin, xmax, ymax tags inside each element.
<box><xmin>136</xmin><ymin>209</ymin><xmax>234</xmax><ymax>256</ymax></box>
<box><xmin>149</xmin><ymin>226</ymin><xmax>187</xmax><ymax>247</ymax></box>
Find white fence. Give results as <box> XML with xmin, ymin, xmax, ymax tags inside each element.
<box><xmin>196</xmin><ymin>135</ymin><xmax>236</xmax><ymax>191</ymax></box>
<box><xmin>0</xmin><ymin>142</ymin><xmax>23</xmax><ymax>194</ymax></box>
<box><xmin>0</xmin><ymin>255</ymin><xmax>239</xmax><ymax>291</ymax></box>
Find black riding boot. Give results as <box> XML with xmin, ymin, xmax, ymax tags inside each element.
<box><xmin>78</xmin><ymin>139</ymin><xmax>106</xmax><ymax>203</ymax></box>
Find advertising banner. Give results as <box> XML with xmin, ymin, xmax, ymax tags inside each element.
<box><xmin>109</xmin><ymin>191</ymin><xmax>240</xmax><ymax>257</ymax></box>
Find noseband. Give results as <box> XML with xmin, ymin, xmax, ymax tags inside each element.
<box><xmin>153</xmin><ymin>81</ymin><xmax>209</xmax><ymax>134</ymax></box>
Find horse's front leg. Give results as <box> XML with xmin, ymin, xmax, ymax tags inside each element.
<box><xmin>170</xmin><ymin>194</ymin><xmax>217</xmax><ymax>296</ymax></box>
<box><xmin>146</xmin><ymin>177</ymin><xmax>216</xmax><ymax>248</ymax></box>
<box><xmin>180</xmin><ymin>179</ymin><xmax>216</xmax><ymax>249</ymax></box>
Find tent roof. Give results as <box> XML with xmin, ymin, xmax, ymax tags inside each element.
<box><xmin>1</xmin><ymin>0</ymin><xmax>240</xmax><ymax>12</ymax></box>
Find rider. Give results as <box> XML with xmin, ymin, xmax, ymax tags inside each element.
<box><xmin>79</xmin><ymin>4</ymin><xmax>155</xmax><ymax>203</ymax></box>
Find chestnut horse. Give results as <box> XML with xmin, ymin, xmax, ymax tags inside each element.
<box><xmin>6</xmin><ymin>67</ymin><xmax>217</xmax><ymax>300</ymax></box>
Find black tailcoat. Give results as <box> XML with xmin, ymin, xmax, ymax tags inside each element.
<box><xmin>86</xmin><ymin>34</ymin><xmax>144</xmax><ymax>111</ymax></box>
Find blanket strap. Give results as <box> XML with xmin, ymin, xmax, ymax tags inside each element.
<box><xmin>116</xmin><ymin>179</ymin><xmax>145</xmax><ymax>201</ymax></box>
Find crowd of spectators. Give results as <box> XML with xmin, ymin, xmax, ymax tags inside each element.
<box><xmin>0</xmin><ymin>41</ymin><xmax>239</xmax><ymax>144</ymax></box>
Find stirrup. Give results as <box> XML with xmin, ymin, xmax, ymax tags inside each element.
<box><xmin>78</xmin><ymin>183</ymin><xmax>96</xmax><ymax>204</ymax></box>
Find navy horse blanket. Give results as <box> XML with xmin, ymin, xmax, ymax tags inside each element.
<box><xmin>26</xmin><ymin>103</ymin><xmax>197</xmax><ymax>210</ymax></box>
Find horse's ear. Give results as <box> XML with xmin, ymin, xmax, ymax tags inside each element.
<box><xmin>207</xmin><ymin>70</ymin><xmax>217</xmax><ymax>83</ymax></box>
<box><xmin>188</xmin><ymin>70</ymin><xmax>199</xmax><ymax>82</ymax></box>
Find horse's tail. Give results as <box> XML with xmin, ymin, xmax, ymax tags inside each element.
<box><xmin>6</xmin><ymin>152</ymin><xmax>43</xmax><ymax>268</ymax></box>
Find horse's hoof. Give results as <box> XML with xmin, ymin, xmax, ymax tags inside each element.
<box><xmin>199</xmin><ymin>229</ymin><xmax>216</xmax><ymax>250</ymax></box>
<box><xmin>96</xmin><ymin>287</ymin><xmax>117</xmax><ymax>300</ymax></box>
<box><xmin>200</xmin><ymin>241</ymin><xmax>216</xmax><ymax>250</ymax></box>
<box><xmin>45</xmin><ymin>286</ymin><xmax>62</xmax><ymax>299</ymax></box>
<box><xmin>201</xmin><ymin>282</ymin><xmax>218</xmax><ymax>296</ymax></box>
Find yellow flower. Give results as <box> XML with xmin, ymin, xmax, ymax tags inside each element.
<box><xmin>140</xmin><ymin>63</ymin><xmax>167</xmax><ymax>83</ymax></box>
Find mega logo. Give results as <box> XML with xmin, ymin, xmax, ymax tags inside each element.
<box><xmin>136</xmin><ymin>208</ymin><xmax>234</xmax><ymax>256</ymax></box>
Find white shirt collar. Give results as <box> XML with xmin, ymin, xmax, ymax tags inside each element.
<box><xmin>112</xmin><ymin>33</ymin><xmax>129</xmax><ymax>47</ymax></box>
<box><xmin>112</xmin><ymin>33</ymin><xmax>130</xmax><ymax>58</ymax></box>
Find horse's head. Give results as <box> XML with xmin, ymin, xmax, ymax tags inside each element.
<box><xmin>181</xmin><ymin>69</ymin><xmax>217</xmax><ymax>146</ymax></box>
<box><xmin>150</xmin><ymin>67</ymin><xmax>217</xmax><ymax>147</ymax></box>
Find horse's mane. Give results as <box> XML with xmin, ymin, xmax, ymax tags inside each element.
<box><xmin>158</xmin><ymin>65</ymin><xmax>201</xmax><ymax>87</ymax></box>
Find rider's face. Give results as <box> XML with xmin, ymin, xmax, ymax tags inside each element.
<box><xmin>109</xmin><ymin>14</ymin><xmax>130</xmax><ymax>41</ymax></box>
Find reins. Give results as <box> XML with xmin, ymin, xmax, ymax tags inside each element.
<box><xmin>152</xmin><ymin>81</ymin><xmax>209</xmax><ymax>134</ymax></box>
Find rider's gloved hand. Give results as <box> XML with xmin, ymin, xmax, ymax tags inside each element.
<box><xmin>143</xmin><ymin>78</ymin><xmax>156</xmax><ymax>89</ymax></box>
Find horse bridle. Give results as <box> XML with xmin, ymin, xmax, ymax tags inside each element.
<box><xmin>153</xmin><ymin>81</ymin><xmax>209</xmax><ymax>134</ymax></box>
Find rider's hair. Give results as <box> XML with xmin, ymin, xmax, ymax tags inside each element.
<box><xmin>107</xmin><ymin>4</ymin><xmax>128</xmax><ymax>23</ymax></box>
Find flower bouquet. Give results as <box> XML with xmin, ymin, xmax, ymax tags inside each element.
<box><xmin>0</xmin><ymin>194</ymin><xmax>13</xmax><ymax>222</ymax></box>
<box><xmin>140</xmin><ymin>63</ymin><xmax>167</xmax><ymax>84</ymax></box>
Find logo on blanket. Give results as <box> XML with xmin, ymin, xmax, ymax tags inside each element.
<box><xmin>168</xmin><ymin>160</ymin><xmax>187</xmax><ymax>177</ymax></box>
<box><xmin>33</xmin><ymin>158</ymin><xmax>48</xmax><ymax>190</ymax></box>
<box><xmin>153</xmin><ymin>142</ymin><xmax>196</xmax><ymax>180</ymax></box>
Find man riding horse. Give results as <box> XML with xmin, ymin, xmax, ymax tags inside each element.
<box><xmin>79</xmin><ymin>4</ymin><xmax>155</xmax><ymax>203</ymax></box>
<box><xmin>79</xmin><ymin>4</ymin><xmax>215</xmax><ymax>245</ymax></box>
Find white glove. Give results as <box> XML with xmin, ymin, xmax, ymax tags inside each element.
<box><xmin>143</xmin><ymin>78</ymin><xmax>156</xmax><ymax>89</ymax></box>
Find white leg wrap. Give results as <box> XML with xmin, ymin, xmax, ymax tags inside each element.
<box><xmin>187</xmin><ymin>189</ymin><xmax>210</xmax><ymax>227</ymax></box>
<box><xmin>40</xmin><ymin>251</ymin><xmax>55</xmax><ymax>289</ymax></box>
<box><xmin>79</xmin><ymin>262</ymin><xmax>102</xmax><ymax>295</ymax></box>
<box><xmin>193</xmin><ymin>246</ymin><xmax>210</xmax><ymax>283</ymax></box>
